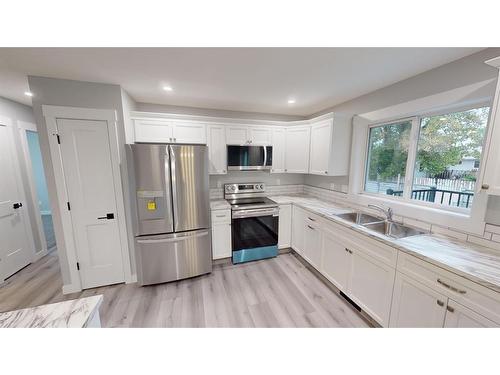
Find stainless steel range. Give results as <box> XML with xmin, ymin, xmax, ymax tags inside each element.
<box><xmin>225</xmin><ymin>183</ymin><xmax>279</xmax><ymax>264</ymax></box>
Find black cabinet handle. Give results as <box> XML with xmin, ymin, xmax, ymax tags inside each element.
<box><xmin>13</xmin><ymin>202</ymin><xmax>23</xmax><ymax>209</ymax></box>
<box><xmin>97</xmin><ymin>213</ymin><xmax>115</xmax><ymax>220</ymax></box>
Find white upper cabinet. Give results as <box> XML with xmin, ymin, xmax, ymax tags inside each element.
<box><xmin>134</xmin><ymin>118</ymin><xmax>206</xmax><ymax>144</ymax></box>
<box><xmin>225</xmin><ymin>126</ymin><xmax>249</xmax><ymax>145</ymax></box>
<box><xmin>480</xmin><ymin>57</ymin><xmax>500</xmax><ymax>195</ymax></box>
<box><xmin>207</xmin><ymin>125</ymin><xmax>227</xmax><ymax>175</ymax></box>
<box><xmin>248</xmin><ymin>127</ymin><xmax>272</xmax><ymax>145</ymax></box>
<box><xmin>271</xmin><ymin>128</ymin><xmax>286</xmax><ymax>173</ymax></box>
<box><xmin>225</xmin><ymin>125</ymin><xmax>272</xmax><ymax>145</ymax></box>
<box><xmin>309</xmin><ymin>115</ymin><xmax>351</xmax><ymax>176</ymax></box>
<box><xmin>172</xmin><ymin>121</ymin><xmax>207</xmax><ymax>144</ymax></box>
<box><xmin>134</xmin><ymin>119</ymin><xmax>174</xmax><ymax>143</ymax></box>
<box><xmin>285</xmin><ymin>126</ymin><xmax>311</xmax><ymax>173</ymax></box>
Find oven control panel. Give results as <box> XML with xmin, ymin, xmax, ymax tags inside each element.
<box><xmin>224</xmin><ymin>183</ymin><xmax>265</xmax><ymax>194</ymax></box>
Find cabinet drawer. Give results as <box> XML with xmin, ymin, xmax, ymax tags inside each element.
<box><xmin>211</xmin><ymin>209</ymin><xmax>231</xmax><ymax>224</ymax></box>
<box><xmin>397</xmin><ymin>251</ymin><xmax>500</xmax><ymax>324</ymax></box>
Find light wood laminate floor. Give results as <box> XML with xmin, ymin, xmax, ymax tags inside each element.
<box><xmin>0</xmin><ymin>251</ymin><xmax>370</xmax><ymax>327</ymax></box>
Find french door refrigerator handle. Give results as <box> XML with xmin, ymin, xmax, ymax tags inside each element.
<box><xmin>165</xmin><ymin>145</ymin><xmax>176</xmax><ymax>230</ymax></box>
<box><xmin>137</xmin><ymin>230</ymin><xmax>209</xmax><ymax>244</ymax></box>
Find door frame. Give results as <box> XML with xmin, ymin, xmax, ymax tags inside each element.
<box><xmin>0</xmin><ymin>115</ymin><xmax>36</xmax><ymax>282</ymax></box>
<box><xmin>17</xmin><ymin>120</ymin><xmax>49</xmax><ymax>260</ymax></box>
<box><xmin>42</xmin><ymin>105</ymin><xmax>132</xmax><ymax>293</ymax></box>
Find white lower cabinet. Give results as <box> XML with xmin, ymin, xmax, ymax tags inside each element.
<box><xmin>303</xmin><ymin>221</ymin><xmax>322</xmax><ymax>269</ymax></box>
<box><xmin>278</xmin><ymin>204</ymin><xmax>291</xmax><ymax>249</ymax></box>
<box><xmin>346</xmin><ymin>248</ymin><xmax>395</xmax><ymax>327</ymax></box>
<box><xmin>444</xmin><ymin>300</ymin><xmax>497</xmax><ymax>327</ymax></box>
<box><xmin>321</xmin><ymin>227</ymin><xmax>350</xmax><ymax>291</ymax></box>
<box><xmin>390</xmin><ymin>271</ymin><xmax>448</xmax><ymax>327</ymax></box>
<box><xmin>211</xmin><ymin>210</ymin><xmax>231</xmax><ymax>260</ymax></box>
<box><xmin>291</xmin><ymin>205</ymin><xmax>306</xmax><ymax>255</ymax></box>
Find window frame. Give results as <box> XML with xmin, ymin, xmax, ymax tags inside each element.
<box><xmin>360</xmin><ymin>103</ymin><xmax>492</xmax><ymax>215</ymax></box>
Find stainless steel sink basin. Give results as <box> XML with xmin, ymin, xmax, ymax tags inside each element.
<box><xmin>336</xmin><ymin>212</ymin><xmax>382</xmax><ymax>225</ymax></box>
<box><xmin>362</xmin><ymin>221</ymin><xmax>426</xmax><ymax>239</ymax></box>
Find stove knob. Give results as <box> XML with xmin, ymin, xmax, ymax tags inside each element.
<box><xmin>259</xmin><ymin>184</ymin><xmax>264</xmax><ymax>189</ymax></box>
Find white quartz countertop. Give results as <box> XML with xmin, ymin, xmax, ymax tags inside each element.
<box><xmin>270</xmin><ymin>194</ymin><xmax>500</xmax><ymax>293</ymax></box>
<box><xmin>0</xmin><ymin>295</ymin><xmax>103</xmax><ymax>328</ymax></box>
<box><xmin>210</xmin><ymin>199</ymin><xmax>231</xmax><ymax>210</ymax></box>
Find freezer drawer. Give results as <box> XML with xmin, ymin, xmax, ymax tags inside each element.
<box><xmin>136</xmin><ymin>229</ymin><xmax>212</xmax><ymax>285</ymax></box>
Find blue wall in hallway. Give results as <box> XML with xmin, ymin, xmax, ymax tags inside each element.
<box><xmin>26</xmin><ymin>130</ymin><xmax>51</xmax><ymax>214</ymax></box>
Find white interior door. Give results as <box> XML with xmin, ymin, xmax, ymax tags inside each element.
<box><xmin>0</xmin><ymin>123</ymin><xmax>33</xmax><ymax>281</ymax></box>
<box><xmin>57</xmin><ymin>118</ymin><xmax>125</xmax><ymax>289</ymax></box>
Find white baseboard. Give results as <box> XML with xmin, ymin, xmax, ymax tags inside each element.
<box><xmin>32</xmin><ymin>249</ymin><xmax>48</xmax><ymax>262</ymax></box>
<box><xmin>40</xmin><ymin>211</ymin><xmax>52</xmax><ymax>216</ymax></box>
<box><xmin>127</xmin><ymin>273</ymin><xmax>138</xmax><ymax>283</ymax></box>
<box><xmin>62</xmin><ymin>283</ymin><xmax>82</xmax><ymax>294</ymax></box>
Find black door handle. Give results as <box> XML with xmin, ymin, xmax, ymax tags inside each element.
<box><xmin>13</xmin><ymin>202</ymin><xmax>23</xmax><ymax>209</ymax></box>
<box><xmin>97</xmin><ymin>213</ymin><xmax>114</xmax><ymax>220</ymax></box>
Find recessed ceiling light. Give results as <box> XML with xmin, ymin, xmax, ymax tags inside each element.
<box><xmin>24</xmin><ymin>91</ymin><xmax>33</xmax><ymax>97</ymax></box>
<box><xmin>439</xmin><ymin>117</ymin><xmax>447</xmax><ymax>121</ymax></box>
<box><xmin>288</xmin><ymin>99</ymin><xmax>296</xmax><ymax>104</ymax></box>
<box><xmin>163</xmin><ymin>86</ymin><xmax>173</xmax><ymax>92</ymax></box>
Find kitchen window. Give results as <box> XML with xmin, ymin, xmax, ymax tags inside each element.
<box><xmin>364</xmin><ymin>106</ymin><xmax>490</xmax><ymax>211</ymax></box>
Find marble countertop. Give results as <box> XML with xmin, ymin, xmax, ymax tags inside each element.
<box><xmin>210</xmin><ymin>199</ymin><xmax>231</xmax><ymax>210</ymax></box>
<box><xmin>270</xmin><ymin>194</ymin><xmax>500</xmax><ymax>293</ymax></box>
<box><xmin>0</xmin><ymin>295</ymin><xmax>103</xmax><ymax>328</ymax></box>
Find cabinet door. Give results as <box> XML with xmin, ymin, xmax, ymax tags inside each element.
<box><xmin>249</xmin><ymin>127</ymin><xmax>272</xmax><ymax>145</ymax></box>
<box><xmin>347</xmin><ymin>248</ymin><xmax>396</xmax><ymax>327</ymax></box>
<box><xmin>172</xmin><ymin>122</ymin><xmax>207</xmax><ymax>144</ymax></box>
<box><xmin>303</xmin><ymin>222</ymin><xmax>322</xmax><ymax>269</ymax></box>
<box><xmin>207</xmin><ymin>125</ymin><xmax>227</xmax><ymax>175</ymax></box>
<box><xmin>291</xmin><ymin>205</ymin><xmax>305</xmax><ymax>254</ymax></box>
<box><xmin>321</xmin><ymin>227</ymin><xmax>350</xmax><ymax>291</ymax></box>
<box><xmin>134</xmin><ymin>120</ymin><xmax>173</xmax><ymax>143</ymax></box>
<box><xmin>444</xmin><ymin>300</ymin><xmax>497</xmax><ymax>327</ymax></box>
<box><xmin>271</xmin><ymin>128</ymin><xmax>286</xmax><ymax>173</ymax></box>
<box><xmin>278</xmin><ymin>204</ymin><xmax>291</xmax><ymax>249</ymax></box>
<box><xmin>285</xmin><ymin>127</ymin><xmax>310</xmax><ymax>173</ymax></box>
<box><xmin>389</xmin><ymin>272</ymin><xmax>447</xmax><ymax>328</ymax></box>
<box><xmin>309</xmin><ymin>121</ymin><xmax>332</xmax><ymax>175</ymax></box>
<box><xmin>212</xmin><ymin>222</ymin><xmax>232</xmax><ymax>260</ymax></box>
<box><xmin>226</xmin><ymin>126</ymin><xmax>249</xmax><ymax>145</ymax></box>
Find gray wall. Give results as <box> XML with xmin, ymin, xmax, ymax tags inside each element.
<box><xmin>27</xmin><ymin>76</ymin><xmax>135</xmax><ymax>286</ymax></box>
<box><xmin>304</xmin><ymin>48</ymin><xmax>500</xmax><ymax>194</ymax></box>
<box><xmin>0</xmin><ymin>96</ymin><xmax>44</xmax><ymax>253</ymax></box>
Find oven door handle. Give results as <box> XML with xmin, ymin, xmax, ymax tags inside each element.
<box><xmin>232</xmin><ymin>208</ymin><xmax>279</xmax><ymax>219</ymax></box>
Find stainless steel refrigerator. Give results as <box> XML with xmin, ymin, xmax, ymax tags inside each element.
<box><xmin>130</xmin><ymin>144</ymin><xmax>212</xmax><ymax>285</ymax></box>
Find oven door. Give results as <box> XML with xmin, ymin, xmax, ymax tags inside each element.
<box><xmin>231</xmin><ymin>207</ymin><xmax>279</xmax><ymax>263</ymax></box>
<box><xmin>227</xmin><ymin>145</ymin><xmax>272</xmax><ymax>171</ymax></box>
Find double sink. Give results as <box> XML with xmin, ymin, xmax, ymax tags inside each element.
<box><xmin>335</xmin><ymin>211</ymin><xmax>427</xmax><ymax>239</ymax></box>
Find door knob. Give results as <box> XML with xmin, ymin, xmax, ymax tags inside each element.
<box><xmin>13</xmin><ymin>202</ymin><xmax>23</xmax><ymax>209</ymax></box>
<box><xmin>97</xmin><ymin>213</ymin><xmax>115</xmax><ymax>220</ymax></box>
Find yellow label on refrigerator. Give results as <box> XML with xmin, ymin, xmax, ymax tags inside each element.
<box><xmin>147</xmin><ymin>201</ymin><xmax>156</xmax><ymax>211</ymax></box>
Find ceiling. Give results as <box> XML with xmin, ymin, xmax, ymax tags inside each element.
<box><xmin>0</xmin><ymin>48</ymin><xmax>484</xmax><ymax>116</ymax></box>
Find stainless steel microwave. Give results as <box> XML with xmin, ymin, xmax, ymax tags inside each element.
<box><xmin>227</xmin><ymin>145</ymin><xmax>273</xmax><ymax>171</ymax></box>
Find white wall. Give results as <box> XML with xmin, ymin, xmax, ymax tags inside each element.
<box><xmin>27</xmin><ymin>76</ymin><xmax>136</xmax><ymax>286</ymax></box>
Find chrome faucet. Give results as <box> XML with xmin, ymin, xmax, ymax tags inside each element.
<box><xmin>368</xmin><ymin>204</ymin><xmax>393</xmax><ymax>222</ymax></box>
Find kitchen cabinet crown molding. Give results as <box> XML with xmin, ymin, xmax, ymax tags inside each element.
<box><xmin>130</xmin><ymin>110</ymin><xmax>335</xmax><ymax>127</ymax></box>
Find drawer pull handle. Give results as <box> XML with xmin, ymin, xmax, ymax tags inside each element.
<box><xmin>307</xmin><ymin>225</ymin><xmax>315</xmax><ymax>230</ymax></box>
<box><xmin>437</xmin><ymin>278</ymin><xmax>466</xmax><ymax>294</ymax></box>
<box><xmin>436</xmin><ymin>300</ymin><xmax>444</xmax><ymax>307</ymax></box>
<box><xmin>308</xmin><ymin>217</ymin><xmax>316</xmax><ymax>221</ymax></box>
<box><xmin>345</xmin><ymin>248</ymin><xmax>353</xmax><ymax>254</ymax></box>
<box><xmin>215</xmin><ymin>215</ymin><xmax>226</xmax><ymax>218</ymax></box>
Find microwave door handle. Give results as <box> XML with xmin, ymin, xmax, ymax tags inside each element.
<box><xmin>263</xmin><ymin>146</ymin><xmax>267</xmax><ymax>168</ymax></box>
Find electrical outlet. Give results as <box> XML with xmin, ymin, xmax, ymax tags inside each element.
<box><xmin>330</xmin><ymin>183</ymin><xmax>335</xmax><ymax>190</ymax></box>
<box><xmin>217</xmin><ymin>180</ymin><xmax>222</xmax><ymax>188</ymax></box>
